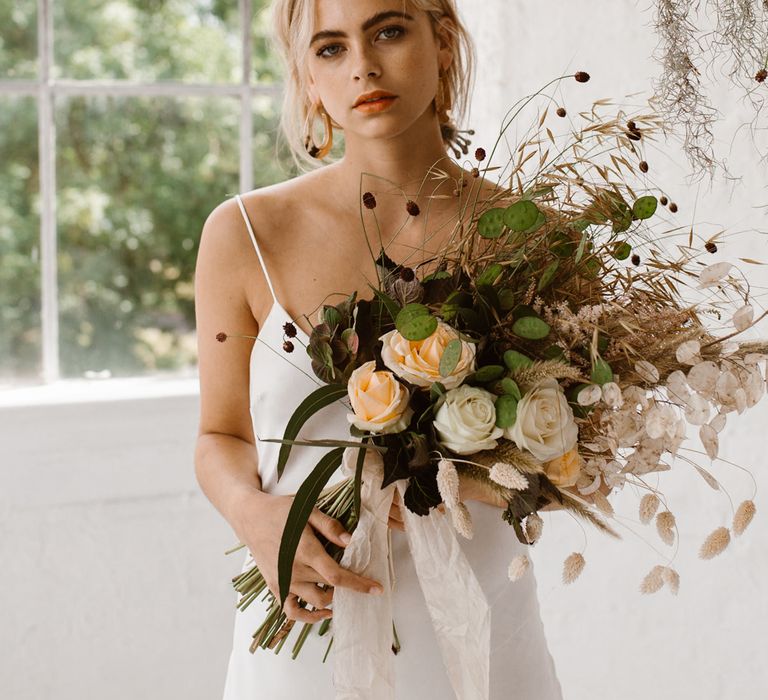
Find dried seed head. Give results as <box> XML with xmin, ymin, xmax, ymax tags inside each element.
<box><xmin>398</xmin><ymin>266</ymin><xmax>415</xmax><ymax>282</ymax></box>
<box><xmin>282</xmin><ymin>340</ymin><xmax>294</xmax><ymax>353</ymax></box>
<box><xmin>283</xmin><ymin>321</ymin><xmax>297</xmax><ymax>338</ymax></box>
<box><xmin>489</xmin><ymin>461</ymin><xmax>529</xmax><ymax>490</ymax></box>
<box><xmin>659</xmin><ymin>195</ymin><xmax>669</xmax><ymax>206</ymax></box>
<box><xmin>475</xmin><ymin>147</ymin><xmax>486</xmax><ymax>162</ymax></box>
<box><xmin>436</xmin><ymin>458</ymin><xmax>460</xmax><ymax>507</ymax></box>
<box><xmin>556</xmin><ymin>107</ymin><xmax>567</xmax><ymax>117</ymax></box>
<box><xmin>524</xmin><ymin>512</ymin><xmax>544</xmax><ymax>544</ymax></box>
<box><xmin>705</xmin><ymin>241</ymin><xmax>718</xmax><ymax>254</ymax></box>
<box><xmin>661</xmin><ymin>566</ymin><xmax>680</xmax><ymax>595</ymax></box>
<box><xmin>215</xmin><ymin>332</ymin><xmax>228</xmax><ymax>343</ymax></box>
<box><xmin>639</xmin><ymin>493</ymin><xmax>660</xmax><ymax>524</ymax></box>
<box><xmin>732</xmin><ymin>499</ymin><xmax>756</xmax><ymax>536</ymax></box>
<box><xmin>562</xmin><ymin>552</ymin><xmax>586</xmax><ymax>584</ymax></box>
<box><xmin>362</xmin><ymin>191</ymin><xmax>377</xmax><ymax>209</ymax></box>
<box><xmin>631</xmin><ymin>253</ymin><xmax>641</xmax><ymax>266</ymax></box>
<box><xmin>574</xmin><ymin>71</ymin><xmax>590</xmax><ymax>83</ymax></box>
<box><xmin>656</xmin><ymin>510</ymin><xmax>676</xmax><ymax>545</ymax></box>
<box><xmin>639</xmin><ymin>160</ymin><xmax>649</xmax><ymax>173</ymax></box>
<box><xmin>627</xmin><ymin>130</ymin><xmax>641</xmax><ymax>141</ymax></box>
<box><xmin>669</xmin><ymin>202</ymin><xmax>678</xmax><ymax>213</ymax></box>
<box><xmin>756</xmin><ymin>68</ymin><xmax>767</xmax><ymax>83</ymax></box>
<box><xmin>450</xmin><ymin>501</ymin><xmax>474</xmax><ymax>539</ymax></box>
<box><xmin>639</xmin><ymin>564</ymin><xmax>665</xmax><ymax>594</ymax></box>
<box><xmin>699</xmin><ymin>526</ymin><xmax>731</xmax><ymax>559</ymax></box>
<box><xmin>508</xmin><ymin>554</ymin><xmax>531</xmax><ymax>582</ymax></box>
<box><xmin>405</xmin><ymin>200</ymin><xmax>420</xmax><ymax>216</ymax></box>
<box><xmin>471</xmin><ymin>166</ymin><xmax>480</xmax><ymax>178</ymax></box>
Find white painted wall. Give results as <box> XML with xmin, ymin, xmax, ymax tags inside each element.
<box><xmin>2</xmin><ymin>2</ymin><xmax>767</xmax><ymax>699</ymax></box>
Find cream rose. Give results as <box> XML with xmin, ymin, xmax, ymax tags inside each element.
<box><xmin>433</xmin><ymin>385</ymin><xmax>504</xmax><ymax>455</ymax></box>
<box><xmin>504</xmin><ymin>378</ymin><xmax>579</xmax><ymax>462</ymax></box>
<box><xmin>379</xmin><ymin>318</ymin><xmax>476</xmax><ymax>390</ymax></box>
<box><xmin>346</xmin><ymin>361</ymin><xmax>413</xmax><ymax>434</ymax></box>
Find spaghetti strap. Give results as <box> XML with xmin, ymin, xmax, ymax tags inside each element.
<box><xmin>234</xmin><ymin>193</ymin><xmax>278</xmax><ymax>305</ymax></box>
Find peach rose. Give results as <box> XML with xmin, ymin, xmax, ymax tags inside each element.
<box><xmin>379</xmin><ymin>318</ymin><xmax>476</xmax><ymax>390</ymax></box>
<box><xmin>346</xmin><ymin>360</ymin><xmax>414</xmax><ymax>434</ymax></box>
<box><xmin>544</xmin><ymin>446</ymin><xmax>583</xmax><ymax>487</ymax></box>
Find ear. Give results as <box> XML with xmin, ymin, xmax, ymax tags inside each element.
<box><xmin>433</xmin><ymin>16</ymin><xmax>456</xmax><ymax>72</ymax></box>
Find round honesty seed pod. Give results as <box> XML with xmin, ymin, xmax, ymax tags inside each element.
<box><xmin>659</xmin><ymin>195</ymin><xmax>668</xmax><ymax>206</ymax></box>
<box><xmin>282</xmin><ymin>340</ymin><xmax>294</xmax><ymax>353</ymax></box>
<box><xmin>556</xmin><ymin>107</ymin><xmax>566</xmax><ymax>117</ymax></box>
<box><xmin>639</xmin><ymin>160</ymin><xmax>649</xmax><ymax>173</ymax></box>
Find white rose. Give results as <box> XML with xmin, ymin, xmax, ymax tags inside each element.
<box><xmin>380</xmin><ymin>318</ymin><xmax>476</xmax><ymax>390</ymax></box>
<box><xmin>346</xmin><ymin>361</ymin><xmax>413</xmax><ymax>434</ymax></box>
<box><xmin>433</xmin><ymin>385</ymin><xmax>504</xmax><ymax>455</ymax></box>
<box><xmin>504</xmin><ymin>378</ymin><xmax>579</xmax><ymax>462</ymax></box>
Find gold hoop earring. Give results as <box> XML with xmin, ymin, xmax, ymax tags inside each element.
<box><xmin>434</xmin><ymin>72</ymin><xmax>452</xmax><ymax>124</ymax></box>
<box><xmin>304</xmin><ymin>101</ymin><xmax>333</xmax><ymax>159</ymax></box>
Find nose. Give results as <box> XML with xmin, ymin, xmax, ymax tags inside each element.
<box><xmin>351</xmin><ymin>44</ymin><xmax>381</xmax><ymax>81</ymax></box>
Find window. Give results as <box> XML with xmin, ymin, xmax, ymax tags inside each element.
<box><xmin>0</xmin><ymin>0</ymin><xmax>298</xmax><ymax>387</ymax></box>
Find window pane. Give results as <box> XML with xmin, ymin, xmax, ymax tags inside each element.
<box><xmin>0</xmin><ymin>0</ymin><xmax>38</xmax><ymax>78</ymax></box>
<box><xmin>55</xmin><ymin>95</ymin><xmax>240</xmax><ymax>378</ymax></box>
<box><xmin>252</xmin><ymin>93</ymin><xmax>297</xmax><ymax>183</ymax></box>
<box><xmin>252</xmin><ymin>0</ymin><xmax>283</xmax><ymax>84</ymax></box>
<box><xmin>53</xmin><ymin>0</ymin><xmax>240</xmax><ymax>82</ymax></box>
<box><xmin>0</xmin><ymin>95</ymin><xmax>41</xmax><ymax>384</ymax></box>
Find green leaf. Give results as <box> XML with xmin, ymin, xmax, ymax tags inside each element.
<box><xmin>537</xmin><ymin>260</ymin><xmax>560</xmax><ymax>291</ymax></box>
<box><xmin>396</xmin><ymin>303</ymin><xmax>437</xmax><ymax>341</ymax></box>
<box><xmin>612</xmin><ymin>241</ymin><xmax>631</xmax><ymax>260</ymax></box>
<box><xmin>473</xmin><ymin>364</ymin><xmax>505</xmax><ymax>382</ymax></box>
<box><xmin>422</xmin><ymin>269</ymin><xmax>451</xmax><ymax>282</ymax></box>
<box><xmin>512</xmin><ymin>316</ymin><xmax>551</xmax><ymax>340</ymax></box>
<box><xmin>574</xmin><ymin>229</ymin><xmax>591</xmax><ymax>264</ymax></box>
<box><xmin>368</xmin><ymin>285</ymin><xmax>401</xmax><ymax>324</ymax></box>
<box><xmin>430</xmin><ymin>381</ymin><xmax>447</xmax><ymax>402</ymax></box>
<box><xmin>632</xmin><ymin>195</ymin><xmax>658</xmax><ymax>220</ymax></box>
<box><xmin>503</xmin><ymin>349</ymin><xmax>534</xmax><ymax>371</ymax></box>
<box><xmin>503</xmin><ymin>200</ymin><xmax>541</xmax><ymax>232</ymax></box>
<box><xmin>498</xmin><ymin>288</ymin><xmax>516</xmax><ymax>311</ymax></box>
<box><xmin>500</xmin><ymin>377</ymin><xmax>522</xmax><ymax>400</ymax></box>
<box><xmin>494</xmin><ymin>394</ymin><xmax>518</xmax><ymax>428</ymax></box>
<box><xmin>352</xmin><ymin>437</ymin><xmax>368</xmax><ymax>527</ymax></box>
<box><xmin>476</xmin><ymin>263</ymin><xmax>504</xmax><ymax>287</ymax></box>
<box><xmin>276</xmin><ymin>384</ymin><xmax>349</xmax><ymax>481</ymax></box>
<box><xmin>590</xmin><ymin>356</ymin><xmax>613</xmax><ymax>385</ymax></box>
<box><xmin>477</xmin><ymin>208</ymin><xmax>507</xmax><ymax>239</ymax></box>
<box><xmin>278</xmin><ymin>447</ymin><xmax>345</xmax><ymax>608</ymax></box>
<box><xmin>438</xmin><ymin>338</ymin><xmax>462</xmax><ymax>377</ymax></box>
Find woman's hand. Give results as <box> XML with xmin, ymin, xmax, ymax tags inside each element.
<box><xmin>234</xmin><ymin>490</ymin><xmax>385</xmax><ymax>624</ymax></box>
<box><xmin>387</xmin><ymin>488</ymin><xmax>446</xmax><ymax>531</ymax></box>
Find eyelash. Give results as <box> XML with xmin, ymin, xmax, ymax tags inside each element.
<box><xmin>315</xmin><ymin>25</ymin><xmax>406</xmax><ymax>59</ymax></box>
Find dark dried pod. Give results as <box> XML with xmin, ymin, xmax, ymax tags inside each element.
<box><xmin>705</xmin><ymin>241</ymin><xmax>718</xmax><ymax>254</ymax></box>
<box><xmin>556</xmin><ymin>107</ymin><xmax>566</xmax><ymax>117</ymax></box>
<box><xmin>574</xmin><ymin>71</ymin><xmax>590</xmax><ymax>83</ymax></box>
<box><xmin>283</xmin><ymin>321</ymin><xmax>297</xmax><ymax>338</ymax></box>
<box><xmin>756</xmin><ymin>68</ymin><xmax>767</xmax><ymax>83</ymax></box>
<box><xmin>669</xmin><ymin>202</ymin><xmax>678</xmax><ymax>213</ymax></box>
<box><xmin>627</xmin><ymin>130</ymin><xmax>641</xmax><ymax>141</ymax></box>
<box><xmin>631</xmin><ymin>254</ymin><xmax>641</xmax><ymax>266</ymax></box>
<box><xmin>471</xmin><ymin>166</ymin><xmax>480</xmax><ymax>178</ymax></box>
<box><xmin>475</xmin><ymin>147</ymin><xmax>486</xmax><ymax>162</ymax></box>
<box><xmin>627</xmin><ymin>120</ymin><xmax>637</xmax><ymax>131</ymax></box>
<box><xmin>660</xmin><ymin>195</ymin><xmax>669</xmax><ymax>206</ymax></box>
<box><xmin>639</xmin><ymin>161</ymin><xmax>649</xmax><ymax>173</ymax></box>
<box><xmin>405</xmin><ymin>200</ymin><xmax>420</xmax><ymax>216</ymax></box>
<box><xmin>282</xmin><ymin>340</ymin><xmax>294</xmax><ymax>353</ymax></box>
<box><xmin>399</xmin><ymin>266</ymin><xmax>415</xmax><ymax>282</ymax></box>
<box><xmin>362</xmin><ymin>191</ymin><xmax>377</xmax><ymax>209</ymax></box>
<box><xmin>215</xmin><ymin>332</ymin><xmax>227</xmax><ymax>343</ymax></box>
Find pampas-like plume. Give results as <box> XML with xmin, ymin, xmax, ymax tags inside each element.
<box><xmin>699</xmin><ymin>526</ymin><xmax>731</xmax><ymax>559</ymax></box>
<box><xmin>559</xmin><ymin>490</ymin><xmax>623</xmax><ymax>540</ymax></box>
<box><xmin>661</xmin><ymin>566</ymin><xmax>680</xmax><ymax>595</ymax></box>
<box><xmin>472</xmin><ymin>441</ymin><xmax>544</xmax><ymax>475</ymax></box>
<box><xmin>640</xmin><ymin>564</ymin><xmax>666</xmax><ymax>594</ymax></box>
<box><xmin>563</xmin><ymin>552</ymin><xmax>586</xmax><ymax>584</ymax></box>
<box><xmin>450</xmin><ymin>501</ymin><xmax>474</xmax><ymax>540</ymax></box>
<box><xmin>525</xmin><ymin>513</ymin><xmax>544</xmax><ymax>544</ymax></box>
<box><xmin>733</xmin><ymin>500</ymin><xmax>756</xmax><ymax>536</ymax></box>
<box><xmin>511</xmin><ymin>360</ymin><xmax>587</xmax><ymax>392</ymax></box>
<box><xmin>508</xmin><ymin>554</ymin><xmax>531</xmax><ymax>582</ymax></box>
<box><xmin>639</xmin><ymin>493</ymin><xmax>661</xmax><ymax>524</ymax></box>
<box><xmin>489</xmin><ymin>462</ymin><xmax>529</xmax><ymax>490</ymax></box>
<box><xmin>437</xmin><ymin>458</ymin><xmax>461</xmax><ymax>508</ymax></box>
<box><xmin>656</xmin><ymin>510</ymin><xmax>676</xmax><ymax>545</ymax></box>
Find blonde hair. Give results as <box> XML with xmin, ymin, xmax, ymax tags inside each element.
<box><xmin>269</xmin><ymin>0</ymin><xmax>477</xmax><ymax>173</ymax></box>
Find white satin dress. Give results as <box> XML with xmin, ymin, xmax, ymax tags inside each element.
<box><xmin>221</xmin><ymin>193</ymin><xmax>564</xmax><ymax>699</ymax></box>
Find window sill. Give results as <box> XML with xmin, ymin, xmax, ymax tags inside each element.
<box><xmin>0</xmin><ymin>374</ymin><xmax>199</xmax><ymax>408</ymax></box>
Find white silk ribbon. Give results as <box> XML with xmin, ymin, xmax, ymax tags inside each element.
<box><xmin>331</xmin><ymin>444</ymin><xmax>490</xmax><ymax>699</ymax></box>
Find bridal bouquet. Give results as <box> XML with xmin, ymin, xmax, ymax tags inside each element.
<box><xmin>218</xmin><ymin>72</ymin><xmax>766</xmax><ymax>690</ymax></box>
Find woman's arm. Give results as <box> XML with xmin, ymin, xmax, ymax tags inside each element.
<box><xmin>193</xmin><ymin>196</ymin><xmax>273</xmax><ymax>539</ymax></box>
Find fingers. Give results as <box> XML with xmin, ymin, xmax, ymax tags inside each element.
<box><xmin>283</xmin><ymin>592</ymin><xmax>333</xmax><ymax>624</ymax></box>
<box><xmin>307</xmin><ymin>507</ymin><xmax>353</xmax><ymax>548</ymax></box>
<box><xmin>311</xmin><ymin>552</ymin><xmax>384</xmax><ymax>596</ymax></box>
<box><xmin>292</xmin><ymin>580</ymin><xmax>334</xmax><ymax>611</ymax></box>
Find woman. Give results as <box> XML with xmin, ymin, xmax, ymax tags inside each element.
<box><xmin>194</xmin><ymin>0</ymin><xmax>565</xmax><ymax>697</ymax></box>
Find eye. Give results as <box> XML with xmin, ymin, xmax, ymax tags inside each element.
<box><xmin>378</xmin><ymin>25</ymin><xmax>405</xmax><ymax>41</ymax></box>
<box><xmin>315</xmin><ymin>25</ymin><xmax>406</xmax><ymax>59</ymax></box>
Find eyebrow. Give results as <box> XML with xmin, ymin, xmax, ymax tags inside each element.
<box><xmin>310</xmin><ymin>10</ymin><xmax>415</xmax><ymax>46</ymax></box>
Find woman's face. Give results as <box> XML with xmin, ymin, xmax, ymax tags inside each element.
<box><xmin>305</xmin><ymin>1</ymin><xmax>453</xmax><ymax>142</ymax></box>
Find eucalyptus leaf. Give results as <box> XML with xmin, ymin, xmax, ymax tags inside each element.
<box><xmin>503</xmin><ymin>349</ymin><xmax>534</xmax><ymax>371</ymax></box>
<box><xmin>439</xmin><ymin>338</ymin><xmax>462</xmax><ymax>377</ymax></box>
<box><xmin>494</xmin><ymin>394</ymin><xmax>518</xmax><ymax>428</ymax></box>
<box><xmin>537</xmin><ymin>260</ymin><xmax>560</xmax><ymax>291</ymax></box>
<box><xmin>503</xmin><ymin>200</ymin><xmax>540</xmax><ymax>232</ymax></box>
<box><xmin>500</xmin><ymin>377</ymin><xmax>522</xmax><ymax>400</ymax></box>
<box><xmin>473</xmin><ymin>364</ymin><xmax>505</xmax><ymax>382</ymax></box>
<box><xmin>512</xmin><ymin>316</ymin><xmax>551</xmax><ymax>340</ymax></box>
<box><xmin>477</xmin><ymin>208</ymin><xmax>507</xmax><ymax>239</ymax></box>
<box><xmin>591</xmin><ymin>356</ymin><xmax>613</xmax><ymax>385</ymax></box>
<box><xmin>396</xmin><ymin>303</ymin><xmax>437</xmax><ymax>341</ymax></box>
<box><xmin>632</xmin><ymin>195</ymin><xmax>658</xmax><ymax>220</ymax></box>
<box><xmin>476</xmin><ymin>263</ymin><xmax>504</xmax><ymax>287</ymax></box>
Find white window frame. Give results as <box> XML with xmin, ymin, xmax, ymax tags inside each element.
<box><xmin>0</xmin><ymin>0</ymin><xmax>281</xmax><ymax>389</ymax></box>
